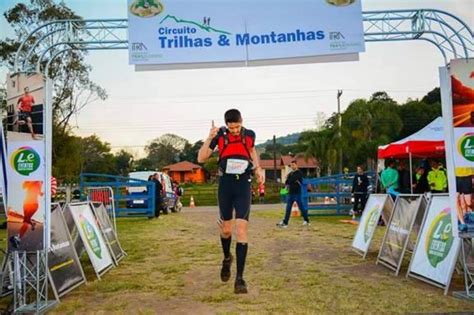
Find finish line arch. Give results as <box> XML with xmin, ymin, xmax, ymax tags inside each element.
<box><xmin>4</xmin><ymin>5</ymin><xmax>473</xmax><ymax>313</ymax></box>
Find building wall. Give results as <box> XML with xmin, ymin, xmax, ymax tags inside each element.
<box><xmin>169</xmin><ymin>170</ymin><xmax>206</xmax><ymax>184</ymax></box>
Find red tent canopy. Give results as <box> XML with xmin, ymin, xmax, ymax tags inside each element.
<box><xmin>377</xmin><ymin>117</ymin><xmax>446</xmax><ymax>159</ymax></box>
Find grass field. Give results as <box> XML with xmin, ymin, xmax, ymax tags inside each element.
<box><xmin>0</xmin><ymin>208</ymin><xmax>472</xmax><ymax>314</ymax></box>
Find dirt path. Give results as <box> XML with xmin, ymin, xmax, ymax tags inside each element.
<box><xmin>44</xmin><ymin>207</ymin><xmax>473</xmax><ymax>314</ymax></box>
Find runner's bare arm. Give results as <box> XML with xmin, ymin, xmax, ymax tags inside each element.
<box><xmin>198</xmin><ymin>126</ymin><xmax>219</xmax><ymax>163</ymax></box>
<box><xmin>250</xmin><ymin>147</ymin><xmax>264</xmax><ymax>184</ymax></box>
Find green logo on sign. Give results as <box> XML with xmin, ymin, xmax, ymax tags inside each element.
<box><xmin>10</xmin><ymin>146</ymin><xmax>40</xmax><ymax>176</ymax></box>
<box><xmin>425</xmin><ymin>208</ymin><xmax>453</xmax><ymax>268</ymax></box>
<box><xmin>364</xmin><ymin>204</ymin><xmax>380</xmax><ymax>243</ymax></box>
<box><xmin>79</xmin><ymin>214</ymin><xmax>102</xmax><ymax>259</ymax></box>
<box><xmin>458</xmin><ymin>133</ymin><xmax>474</xmax><ymax>162</ymax></box>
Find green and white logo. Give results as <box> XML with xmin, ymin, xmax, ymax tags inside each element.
<box><xmin>80</xmin><ymin>215</ymin><xmax>102</xmax><ymax>259</ymax></box>
<box><xmin>425</xmin><ymin>208</ymin><xmax>453</xmax><ymax>268</ymax></box>
<box><xmin>10</xmin><ymin>146</ymin><xmax>40</xmax><ymax>176</ymax></box>
<box><xmin>364</xmin><ymin>204</ymin><xmax>380</xmax><ymax>243</ymax></box>
<box><xmin>458</xmin><ymin>133</ymin><xmax>474</xmax><ymax>162</ymax></box>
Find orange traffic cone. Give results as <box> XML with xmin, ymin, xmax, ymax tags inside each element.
<box><xmin>189</xmin><ymin>196</ymin><xmax>195</xmax><ymax>208</ymax></box>
<box><xmin>291</xmin><ymin>202</ymin><xmax>300</xmax><ymax>217</ymax></box>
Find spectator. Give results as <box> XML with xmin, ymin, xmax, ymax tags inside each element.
<box><xmin>380</xmin><ymin>159</ymin><xmax>399</xmax><ymax>200</ymax></box>
<box><xmin>351</xmin><ymin>165</ymin><xmax>369</xmax><ymax>214</ymax></box>
<box><xmin>276</xmin><ymin>160</ymin><xmax>310</xmax><ymax>227</ymax></box>
<box><xmin>152</xmin><ymin>173</ymin><xmax>163</xmax><ymax>217</ymax></box>
<box><xmin>427</xmin><ymin>160</ymin><xmax>447</xmax><ymax>193</ymax></box>
<box><xmin>397</xmin><ymin>161</ymin><xmax>411</xmax><ymax>193</ymax></box>
<box><xmin>412</xmin><ymin>166</ymin><xmax>430</xmax><ymax>194</ymax></box>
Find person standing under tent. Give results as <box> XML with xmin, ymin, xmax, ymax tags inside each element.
<box><xmin>380</xmin><ymin>159</ymin><xmax>399</xmax><ymax>200</ymax></box>
<box><xmin>397</xmin><ymin>160</ymin><xmax>411</xmax><ymax>194</ymax></box>
<box><xmin>198</xmin><ymin>109</ymin><xmax>264</xmax><ymax>294</ymax></box>
<box><xmin>412</xmin><ymin>166</ymin><xmax>430</xmax><ymax>194</ymax></box>
<box><xmin>351</xmin><ymin>165</ymin><xmax>369</xmax><ymax>214</ymax></box>
<box><xmin>276</xmin><ymin>160</ymin><xmax>310</xmax><ymax>228</ymax></box>
<box><xmin>427</xmin><ymin>160</ymin><xmax>447</xmax><ymax>193</ymax></box>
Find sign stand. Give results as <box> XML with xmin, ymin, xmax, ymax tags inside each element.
<box><xmin>377</xmin><ymin>194</ymin><xmax>427</xmax><ymax>275</ymax></box>
<box><xmin>453</xmin><ymin>235</ymin><xmax>474</xmax><ymax>301</ymax></box>
<box><xmin>352</xmin><ymin>194</ymin><xmax>394</xmax><ymax>259</ymax></box>
<box><xmin>406</xmin><ymin>195</ymin><xmax>461</xmax><ymax>295</ymax></box>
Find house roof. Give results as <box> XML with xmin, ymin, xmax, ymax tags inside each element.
<box><xmin>281</xmin><ymin>155</ymin><xmax>318</xmax><ymax>168</ymax></box>
<box><xmin>260</xmin><ymin>159</ymin><xmax>282</xmax><ymax>170</ymax></box>
<box><xmin>162</xmin><ymin>161</ymin><xmax>202</xmax><ymax>172</ymax></box>
<box><xmin>260</xmin><ymin>155</ymin><xmax>318</xmax><ymax>170</ymax></box>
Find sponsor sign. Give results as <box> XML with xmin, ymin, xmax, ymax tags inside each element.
<box><xmin>440</xmin><ymin>58</ymin><xmax>474</xmax><ymax>236</ymax></box>
<box><xmin>5</xmin><ymin>73</ymin><xmax>47</xmax><ymax>251</ymax></box>
<box><xmin>48</xmin><ymin>204</ymin><xmax>86</xmax><ymax>297</ymax></box>
<box><xmin>352</xmin><ymin>194</ymin><xmax>393</xmax><ymax>257</ymax></box>
<box><xmin>67</xmin><ymin>203</ymin><xmax>114</xmax><ymax>276</ymax></box>
<box><xmin>408</xmin><ymin>195</ymin><xmax>460</xmax><ymax>289</ymax></box>
<box><xmin>128</xmin><ymin>0</ymin><xmax>365</xmax><ymax>68</ymax></box>
<box><xmin>377</xmin><ymin>195</ymin><xmax>427</xmax><ymax>274</ymax></box>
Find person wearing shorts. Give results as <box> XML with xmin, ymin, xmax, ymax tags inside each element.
<box><xmin>456</xmin><ymin>172</ymin><xmax>473</xmax><ymax>232</ymax></box>
<box><xmin>16</xmin><ymin>86</ymin><xmax>38</xmax><ymax>139</ymax></box>
<box><xmin>198</xmin><ymin>109</ymin><xmax>263</xmax><ymax>294</ymax></box>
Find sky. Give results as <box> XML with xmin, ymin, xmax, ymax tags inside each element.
<box><xmin>0</xmin><ymin>0</ymin><xmax>473</xmax><ymax>158</ymax></box>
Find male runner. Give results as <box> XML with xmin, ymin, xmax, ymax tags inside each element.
<box><xmin>16</xmin><ymin>87</ymin><xmax>38</xmax><ymax>139</ymax></box>
<box><xmin>198</xmin><ymin>109</ymin><xmax>263</xmax><ymax>294</ymax></box>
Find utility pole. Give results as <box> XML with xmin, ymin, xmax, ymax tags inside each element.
<box><xmin>337</xmin><ymin>90</ymin><xmax>343</xmax><ymax>175</ymax></box>
<box><xmin>273</xmin><ymin>135</ymin><xmax>277</xmax><ymax>182</ymax></box>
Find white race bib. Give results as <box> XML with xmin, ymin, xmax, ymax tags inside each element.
<box><xmin>225</xmin><ymin>159</ymin><xmax>249</xmax><ymax>174</ymax></box>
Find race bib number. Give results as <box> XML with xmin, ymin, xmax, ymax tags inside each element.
<box><xmin>225</xmin><ymin>159</ymin><xmax>249</xmax><ymax>174</ymax></box>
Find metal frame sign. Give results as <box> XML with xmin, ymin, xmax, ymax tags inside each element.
<box><xmin>440</xmin><ymin>58</ymin><xmax>474</xmax><ymax>237</ymax></box>
<box><xmin>407</xmin><ymin>195</ymin><xmax>460</xmax><ymax>294</ymax></box>
<box><xmin>352</xmin><ymin>194</ymin><xmax>394</xmax><ymax>258</ymax></box>
<box><xmin>66</xmin><ymin>202</ymin><xmax>114</xmax><ymax>278</ymax></box>
<box><xmin>128</xmin><ymin>0</ymin><xmax>365</xmax><ymax>69</ymax></box>
<box><xmin>377</xmin><ymin>194</ymin><xmax>427</xmax><ymax>275</ymax></box>
<box><xmin>91</xmin><ymin>202</ymin><xmax>126</xmax><ymax>264</ymax></box>
<box><xmin>5</xmin><ymin>73</ymin><xmax>49</xmax><ymax>252</ymax></box>
<box><xmin>48</xmin><ymin>204</ymin><xmax>86</xmax><ymax>298</ymax></box>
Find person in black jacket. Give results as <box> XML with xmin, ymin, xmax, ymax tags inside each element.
<box><xmin>276</xmin><ymin>160</ymin><xmax>310</xmax><ymax>227</ymax></box>
<box><xmin>352</xmin><ymin>165</ymin><xmax>369</xmax><ymax>214</ymax></box>
<box><xmin>397</xmin><ymin>160</ymin><xmax>411</xmax><ymax>193</ymax></box>
<box><xmin>152</xmin><ymin>173</ymin><xmax>163</xmax><ymax>218</ymax></box>
<box><xmin>412</xmin><ymin>166</ymin><xmax>430</xmax><ymax>194</ymax></box>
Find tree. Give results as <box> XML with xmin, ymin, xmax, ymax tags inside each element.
<box><xmin>0</xmin><ymin>0</ymin><xmax>107</xmax><ymax>133</ymax></box>
<box><xmin>397</xmin><ymin>100</ymin><xmax>442</xmax><ymax>139</ymax></box>
<box><xmin>145</xmin><ymin>134</ymin><xmax>189</xmax><ymax>169</ymax></box>
<box><xmin>421</xmin><ymin>88</ymin><xmax>441</xmax><ymax>105</ymax></box>
<box><xmin>260</xmin><ymin>152</ymin><xmax>272</xmax><ymax>160</ymax></box>
<box><xmin>114</xmin><ymin>150</ymin><xmax>134</xmax><ymax>176</ymax></box>
<box><xmin>80</xmin><ymin>135</ymin><xmax>115</xmax><ymax>174</ymax></box>
<box><xmin>52</xmin><ymin>127</ymin><xmax>83</xmax><ymax>183</ymax></box>
<box><xmin>179</xmin><ymin>140</ymin><xmax>203</xmax><ymax>163</ymax></box>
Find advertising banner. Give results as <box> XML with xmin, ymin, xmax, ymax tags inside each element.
<box><xmin>352</xmin><ymin>194</ymin><xmax>393</xmax><ymax>257</ymax></box>
<box><xmin>67</xmin><ymin>203</ymin><xmax>114</xmax><ymax>276</ymax></box>
<box><xmin>128</xmin><ymin>0</ymin><xmax>365</xmax><ymax>69</ymax></box>
<box><xmin>408</xmin><ymin>195</ymin><xmax>460</xmax><ymax>290</ymax></box>
<box><xmin>48</xmin><ymin>204</ymin><xmax>86</xmax><ymax>298</ymax></box>
<box><xmin>91</xmin><ymin>202</ymin><xmax>125</xmax><ymax>263</ymax></box>
<box><xmin>440</xmin><ymin>58</ymin><xmax>474</xmax><ymax>236</ymax></box>
<box><xmin>0</xmin><ymin>116</ymin><xmax>7</xmax><ymax>207</ymax></box>
<box><xmin>5</xmin><ymin>73</ymin><xmax>47</xmax><ymax>251</ymax></box>
<box><xmin>377</xmin><ymin>195</ymin><xmax>427</xmax><ymax>274</ymax></box>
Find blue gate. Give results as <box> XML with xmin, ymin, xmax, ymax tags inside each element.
<box><xmin>302</xmin><ymin>172</ymin><xmax>375</xmax><ymax>215</ymax></box>
<box><xmin>80</xmin><ymin>173</ymin><xmax>156</xmax><ymax>218</ymax></box>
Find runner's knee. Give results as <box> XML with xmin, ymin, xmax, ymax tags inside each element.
<box><xmin>221</xmin><ymin>223</ymin><xmax>232</xmax><ymax>237</ymax></box>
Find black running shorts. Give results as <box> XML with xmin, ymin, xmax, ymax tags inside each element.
<box><xmin>456</xmin><ymin>175</ymin><xmax>473</xmax><ymax>194</ymax></box>
<box><xmin>218</xmin><ymin>173</ymin><xmax>252</xmax><ymax>221</ymax></box>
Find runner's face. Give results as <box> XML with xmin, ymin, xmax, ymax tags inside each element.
<box><xmin>227</xmin><ymin>122</ymin><xmax>242</xmax><ymax>136</ymax></box>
